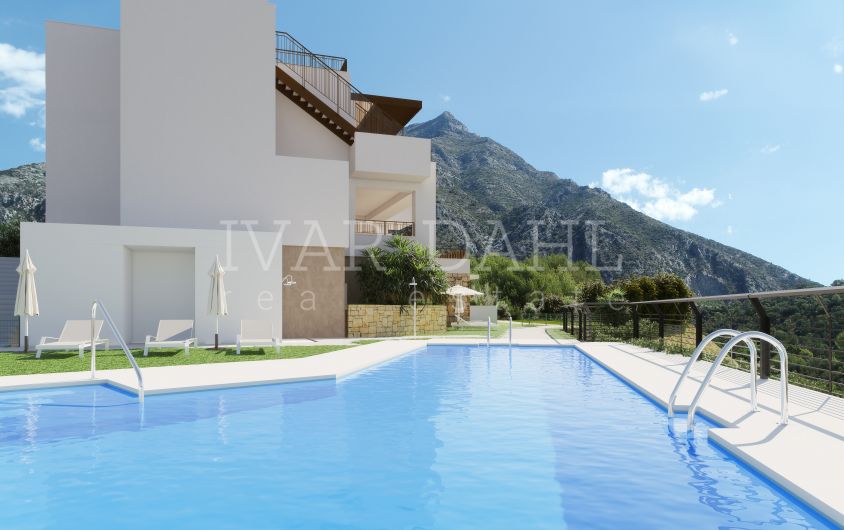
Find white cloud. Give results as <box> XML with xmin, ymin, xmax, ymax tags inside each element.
<box><xmin>28</xmin><ymin>137</ymin><xmax>45</xmax><ymax>152</ymax></box>
<box><xmin>439</xmin><ymin>94</ymin><xmax>451</xmax><ymax>103</ymax></box>
<box><xmin>824</xmin><ymin>36</ymin><xmax>844</xmax><ymax>58</ymax></box>
<box><xmin>726</xmin><ymin>225</ymin><xmax>734</xmax><ymax>235</ymax></box>
<box><xmin>678</xmin><ymin>187</ymin><xmax>715</xmax><ymax>206</ymax></box>
<box><xmin>0</xmin><ymin>42</ymin><xmax>45</xmax><ymax>118</ymax></box>
<box><xmin>835</xmin><ymin>64</ymin><xmax>843</xmax><ymax>75</ymax></box>
<box><xmin>699</xmin><ymin>89</ymin><xmax>728</xmax><ymax>102</ymax></box>
<box><xmin>600</xmin><ymin>168</ymin><xmax>718</xmax><ymax>222</ymax></box>
<box><xmin>760</xmin><ymin>144</ymin><xmax>781</xmax><ymax>154</ymax></box>
<box><xmin>728</xmin><ymin>33</ymin><xmax>738</xmax><ymax>46</ymax></box>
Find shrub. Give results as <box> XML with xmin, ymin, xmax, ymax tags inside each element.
<box><xmin>358</xmin><ymin>236</ymin><xmax>448</xmax><ymax>306</ymax></box>
<box><xmin>576</xmin><ymin>280</ymin><xmax>606</xmax><ymax>303</ymax></box>
<box><xmin>543</xmin><ymin>294</ymin><xmax>568</xmax><ymax>314</ymax></box>
<box><xmin>0</xmin><ymin>218</ymin><xmax>21</xmax><ymax>257</ymax></box>
<box><xmin>496</xmin><ymin>299</ymin><xmax>511</xmax><ymax>318</ymax></box>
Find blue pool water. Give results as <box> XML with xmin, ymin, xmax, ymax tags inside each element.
<box><xmin>0</xmin><ymin>345</ymin><xmax>835</xmax><ymax>529</ymax></box>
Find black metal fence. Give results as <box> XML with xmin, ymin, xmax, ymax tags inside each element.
<box><xmin>556</xmin><ymin>286</ymin><xmax>844</xmax><ymax>398</ymax></box>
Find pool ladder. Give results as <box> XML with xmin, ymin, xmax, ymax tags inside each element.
<box><xmin>668</xmin><ymin>329</ymin><xmax>788</xmax><ymax>431</ymax></box>
<box><xmin>91</xmin><ymin>299</ymin><xmax>145</xmax><ymax>402</ymax></box>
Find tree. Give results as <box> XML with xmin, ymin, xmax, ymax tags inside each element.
<box><xmin>0</xmin><ymin>218</ymin><xmax>21</xmax><ymax>257</ymax></box>
<box><xmin>616</xmin><ymin>273</ymin><xmax>693</xmax><ymax>317</ymax></box>
<box><xmin>357</xmin><ymin>236</ymin><xmax>448</xmax><ymax>306</ymax></box>
<box><xmin>543</xmin><ymin>294</ymin><xmax>569</xmax><ymax>313</ymax></box>
<box><xmin>473</xmin><ymin>254</ymin><xmax>533</xmax><ymax>310</ymax></box>
<box><xmin>576</xmin><ymin>280</ymin><xmax>606</xmax><ymax>303</ymax></box>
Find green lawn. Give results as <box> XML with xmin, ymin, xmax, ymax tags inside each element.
<box><xmin>437</xmin><ymin>322</ymin><xmax>508</xmax><ymax>338</ymax></box>
<box><xmin>514</xmin><ymin>318</ymin><xmax>564</xmax><ymax>327</ymax></box>
<box><xmin>0</xmin><ymin>344</ymin><xmax>353</xmax><ymax>376</ymax></box>
<box><xmin>546</xmin><ymin>328</ymin><xmax>575</xmax><ymax>340</ymax></box>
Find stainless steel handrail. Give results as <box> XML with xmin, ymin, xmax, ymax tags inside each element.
<box><xmin>687</xmin><ymin>331</ymin><xmax>789</xmax><ymax>431</ymax></box>
<box><xmin>508</xmin><ymin>316</ymin><xmax>513</xmax><ymax>346</ymax></box>
<box><xmin>91</xmin><ymin>300</ymin><xmax>144</xmax><ymax>403</ymax></box>
<box><xmin>668</xmin><ymin>329</ymin><xmax>758</xmax><ymax>417</ymax></box>
<box><xmin>487</xmin><ymin>317</ymin><xmax>491</xmax><ymax>346</ymax></box>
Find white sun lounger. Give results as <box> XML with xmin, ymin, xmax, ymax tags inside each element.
<box><xmin>236</xmin><ymin>320</ymin><xmax>280</xmax><ymax>354</ymax></box>
<box><xmin>453</xmin><ymin>315</ymin><xmax>492</xmax><ymax>327</ymax></box>
<box><xmin>143</xmin><ymin>320</ymin><xmax>197</xmax><ymax>356</ymax></box>
<box><xmin>36</xmin><ymin>320</ymin><xmax>108</xmax><ymax>359</ymax></box>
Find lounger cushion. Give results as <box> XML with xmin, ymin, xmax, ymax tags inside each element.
<box><xmin>154</xmin><ymin>320</ymin><xmax>194</xmax><ymax>342</ymax></box>
<box><xmin>59</xmin><ymin>320</ymin><xmax>104</xmax><ymax>342</ymax></box>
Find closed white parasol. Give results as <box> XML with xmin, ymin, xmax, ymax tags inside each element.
<box><xmin>14</xmin><ymin>250</ymin><xmax>39</xmax><ymax>352</ymax></box>
<box><xmin>208</xmin><ymin>255</ymin><xmax>228</xmax><ymax>349</ymax></box>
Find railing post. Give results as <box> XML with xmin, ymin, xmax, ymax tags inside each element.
<box><xmin>690</xmin><ymin>302</ymin><xmax>703</xmax><ymax>346</ymax></box>
<box><xmin>577</xmin><ymin>309</ymin><xmax>583</xmax><ymax>340</ymax></box>
<box><xmin>654</xmin><ymin>304</ymin><xmax>665</xmax><ymax>342</ymax></box>
<box><xmin>749</xmin><ymin>298</ymin><xmax>771</xmax><ymax>379</ymax></box>
<box><xmin>632</xmin><ymin>305</ymin><xmax>640</xmax><ymax>339</ymax></box>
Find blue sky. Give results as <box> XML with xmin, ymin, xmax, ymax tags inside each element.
<box><xmin>1</xmin><ymin>1</ymin><xmax>842</xmax><ymax>284</ymax></box>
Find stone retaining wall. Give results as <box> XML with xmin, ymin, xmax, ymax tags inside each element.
<box><xmin>347</xmin><ymin>304</ymin><xmax>446</xmax><ymax>337</ymax></box>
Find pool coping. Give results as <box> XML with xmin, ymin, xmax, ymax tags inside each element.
<box><xmin>0</xmin><ymin>340</ymin><xmax>428</xmax><ymax>397</ymax></box>
<box><xmin>1</xmin><ymin>337</ymin><xmax>841</xmax><ymax>526</ymax></box>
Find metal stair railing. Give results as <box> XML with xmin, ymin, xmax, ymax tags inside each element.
<box><xmin>687</xmin><ymin>331</ymin><xmax>789</xmax><ymax>431</ymax></box>
<box><xmin>91</xmin><ymin>299</ymin><xmax>144</xmax><ymax>403</ymax></box>
<box><xmin>668</xmin><ymin>329</ymin><xmax>758</xmax><ymax>417</ymax></box>
<box><xmin>275</xmin><ymin>31</ymin><xmax>403</xmax><ymax>135</ymax></box>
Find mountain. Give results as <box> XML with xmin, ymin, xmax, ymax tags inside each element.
<box><xmin>0</xmin><ymin>121</ymin><xmax>816</xmax><ymax>295</ymax></box>
<box><xmin>405</xmin><ymin>112</ymin><xmax>816</xmax><ymax>295</ymax></box>
<box><xmin>0</xmin><ymin>162</ymin><xmax>45</xmax><ymax>222</ymax></box>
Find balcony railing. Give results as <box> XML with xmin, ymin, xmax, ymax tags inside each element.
<box><xmin>559</xmin><ymin>285</ymin><xmax>844</xmax><ymax>398</ymax></box>
<box><xmin>355</xmin><ymin>220</ymin><xmax>414</xmax><ymax>237</ymax></box>
<box><xmin>438</xmin><ymin>249</ymin><xmax>467</xmax><ymax>259</ymax></box>
<box><xmin>275</xmin><ymin>31</ymin><xmax>404</xmax><ymax>136</ymax></box>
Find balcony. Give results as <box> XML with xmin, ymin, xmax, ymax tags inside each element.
<box><xmin>354</xmin><ymin>219</ymin><xmax>414</xmax><ymax>237</ymax></box>
<box><xmin>351</xmin><ymin>132</ymin><xmax>433</xmax><ymax>182</ymax></box>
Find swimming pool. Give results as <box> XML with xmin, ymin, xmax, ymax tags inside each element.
<box><xmin>0</xmin><ymin>344</ymin><xmax>835</xmax><ymax>529</ymax></box>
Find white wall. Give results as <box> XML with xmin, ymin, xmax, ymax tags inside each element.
<box><xmin>470</xmin><ymin>306</ymin><xmax>497</xmax><ymax>323</ymax></box>
<box><xmin>46</xmin><ymin>22</ymin><xmax>120</xmax><ymax>225</ymax></box>
<box><xmin>276</xmin><ymin>92</ymin><xmax>350</xmax><ymax>161</ymax></box>
<box><xmin>351</xmin><ymin>133</ymin><xmax>432</xmax><ymax>182</ymax></box>
<box><xmin>20</xmin><ymin>222</ymin><xmax>285</xmax><ymax>346</ymax></box>
<box><xmin>130</xmin><ymin>249</ymin><xmax>195</xmax><ymax>342</ymax></box>
<box><xmin>118</xmin><ymin>0</ymin><xmax>350</xmax><ymax>248</ymax></box>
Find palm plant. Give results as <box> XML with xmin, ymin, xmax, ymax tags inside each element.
<box><xmin>358</xmin><ymin>236</ymin><xmax>448</xmax><ymax>307</ymax></box>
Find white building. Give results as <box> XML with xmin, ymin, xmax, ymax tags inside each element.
<box><xmin>23</xmin><ymin>0</ymin><xmax>447</xmax><ymax>343</ymax></box>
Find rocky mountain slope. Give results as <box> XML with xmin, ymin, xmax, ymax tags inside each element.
<box><xmin>0</xmin><ymin>120</ymin><xmax>815</xmax><ymax>295</ymax></box>
<box><xmin>406</xmin><ymin>112</ymin><xmax>815</xmax><ymax>295</ymax></box>
<box><xmin>0</xmin><ymin>162</ymin><xmax>45</xmax><ymax>222</ymax></box>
